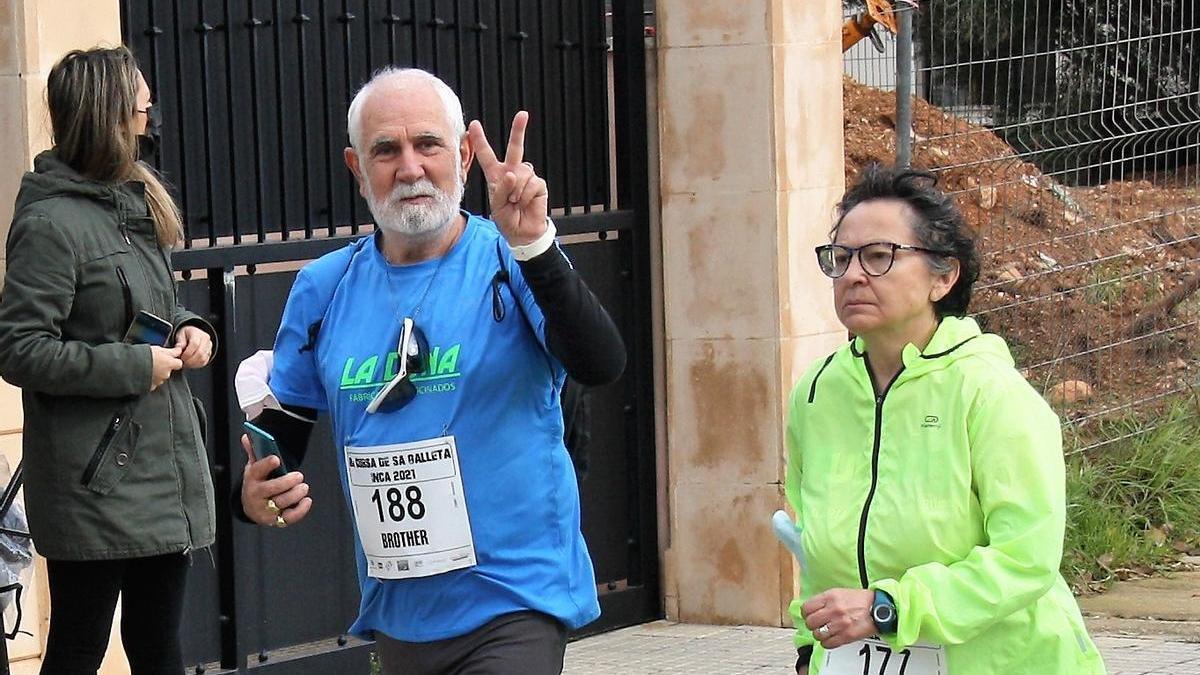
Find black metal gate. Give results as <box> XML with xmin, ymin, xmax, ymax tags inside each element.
<box><xmin>119</xmin><ymin>2</ymin><xmax>658</xmax><ymax>672</ymax></box>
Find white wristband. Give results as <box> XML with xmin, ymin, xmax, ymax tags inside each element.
<box><xmin>509</xmin><ymin>219</ymin><xmax>557</xmax><ymax>261</ymax></box>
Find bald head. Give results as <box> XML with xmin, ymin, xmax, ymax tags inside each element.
<box><xmin>347</xmin><ymin>68</ymin><xmax>465</xmax><ymax>151</ymax></box>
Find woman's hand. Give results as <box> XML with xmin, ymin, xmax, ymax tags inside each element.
<box><xmin>175</xmin><ymin>325</ymin><xmax>213</xmax><ymax>369</ymax></box>
<box><xmin>802</xmin><ymin>588</ymin><xmax>877</xmax><ymax>650</ymax></box>
<box><xmin>796</xmin><ymin>666</ymin><xmax>809</xmax><ymax>675</ymax></box>
<box><xmin>149</xmin><ymin>345</ymin><xmax>183</xmax><ymax>390</ymax></box>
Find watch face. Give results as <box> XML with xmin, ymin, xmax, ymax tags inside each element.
<box><xmin>873</xmin><ymin>604</ymin><xmax>896</xmax><ymax>623</ymax></box>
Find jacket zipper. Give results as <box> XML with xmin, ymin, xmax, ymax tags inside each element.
<box><xmin>167</xmin><ymin>388</ymin><xmax>195</xmax><ymax>551</ymax></box>
<box><xmin>82</xmin><ymin>411</ymin><xmax>128</xmax><ymax>485</ymax></box>
<box><xmin>855</xmin><ymin>354</ymin><xmax>904</xmax><ymax>589</ymax></box>
<box><xmin>116</xmin><ymin>266</ymin><xmax>134</xmax><ymax>330</ymax></box>
<box><xmin>120</xmin><ymin>194</ymin><xmax>193</xmax><ymax>548</ymax></box>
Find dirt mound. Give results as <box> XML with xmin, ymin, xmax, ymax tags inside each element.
<box><xmin>842</xmin><ymin>76</ymin><xmax>1200</xmax><ymax>423</ymax></box>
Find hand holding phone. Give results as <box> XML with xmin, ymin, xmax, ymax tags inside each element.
<box><xmin>239</xmin><ymin>428</ymin><xmax>312</xmax><ymax>528</ymax></box>
<box><xmin>244</xmin><ymin>421</ymin><xmax>288</xmax><ymax>480</ymax></box>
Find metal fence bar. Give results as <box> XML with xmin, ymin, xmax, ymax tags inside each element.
<box><xmin>169</xmin><ymin>0</ymin><xmax>192</xmax><ymax>245</ymax></box>
<box><xmin>246</xmin><ymin>3</ymin><xmax>268</xmax><ymax>243</ymax></box>
<box><xmin>196</xmin><ymin>3</ymin><xmax>218</xmax><ymax>246</ymax></box>
<box><xmin>1024</xmin><ymin>322</ymin><xmax>1199</xmax><ymax>371</ymax></box>
<box><xmin>273</xmin><ymin>1</ymin><xmax>291</xmax><ymax>241</ymax></box>
<box><xmin>208</xmin><ymin>267</ymin><xmax>245</xmax><ymax>671</ymax></box>
<box><xmin>318</xmin><ymin>2</ymin><xmax>335</xmax><ymax>237</ymax></box>
<box><xmin>295</xmin><ymin>3</ymin><xmax>315</xmax><ymax>238</ymax></box>
<box><xmin>895</xmin><ymin>4</ymin><xmax>913</xmax><ymax>167</ymax></box>
<box><xmin>221</xmin><ymin>0</ymin><xmax>241</xmax><ymax>245</ymax></box>
<box><xmin>578</xmin><ymin>1</ymin><xmax>593</xmax><ymax>213</ymax></box>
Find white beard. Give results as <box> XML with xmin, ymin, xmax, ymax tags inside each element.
<box><xmin>365</xmin><ymin>172</ymin><xmax>464</xmax><ymax>242</ymax></box>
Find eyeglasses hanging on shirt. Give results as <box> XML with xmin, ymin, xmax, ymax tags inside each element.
<box><xmin>366</xmin><ymin>317</ymin><xmax>430</xmax><ymax>414</ymax></box>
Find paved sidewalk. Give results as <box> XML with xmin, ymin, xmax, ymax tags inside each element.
<box><xmin>564</xmin><ymin>621</ymin><xmax>1200</xmax><ymax>674</ymax></box>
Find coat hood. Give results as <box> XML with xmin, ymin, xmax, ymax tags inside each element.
<box><xmin>13</xmin><ymin>150</ymin><xmax>120</xmax><ymax>211</ymax></box>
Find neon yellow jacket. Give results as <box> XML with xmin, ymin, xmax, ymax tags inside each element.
<box><xmin>785</xmin><ymin>317</ymin><xmax>1105</xmax><ymax>674</ymax></box>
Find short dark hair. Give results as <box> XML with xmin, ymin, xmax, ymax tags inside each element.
<box><xmin>832</xmin><ymin>163</ymin><xmax>980</xmax><ymax>317</ymax></box>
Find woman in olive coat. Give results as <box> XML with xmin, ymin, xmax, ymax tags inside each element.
<box><xmin>0</xmin><ymin>46</ymin><xmax>217</xmax><ymax>673</ymax></box>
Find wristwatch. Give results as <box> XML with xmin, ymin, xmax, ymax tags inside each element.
<box><xmin>871</xmin><ymin>590</ymin><xmax>898</xmax><ymax>634</ymax></box>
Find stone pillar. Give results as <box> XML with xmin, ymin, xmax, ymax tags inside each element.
<box><xmin>1</xmin><ymin>3</ymin><xmax>130</xmax><ymax>671</ymax></box>
<box><xmin>656</xmin><ymin>0</ymin><xmax>847</xmax><ymax>626</ymax></box>
<box><xmin>1</xmin><ymin>0</ymin><xmax>123</xmax><ymax>282</ymax></box>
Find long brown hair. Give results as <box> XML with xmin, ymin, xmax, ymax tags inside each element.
<box><xmin>46</xmin><ymin>46</ymin><xmax>182</xmax><ymax>247</ymax></box>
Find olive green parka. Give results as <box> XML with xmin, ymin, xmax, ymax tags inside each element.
<box><xmin>0</xmin><ymin>150</ymin><xmax>216</xmax><ymax>561</ymax></box>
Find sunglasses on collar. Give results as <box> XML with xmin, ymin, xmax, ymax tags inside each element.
<box><xmin>366</xmin><ymin>317</ymin><xmax>429</xmax><ymax>414</ymax></box>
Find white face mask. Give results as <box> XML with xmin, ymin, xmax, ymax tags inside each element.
<box><xmin>364</xmin><ymin>168</ymin><xmax>465</xmax><ymax>242</ymax></box>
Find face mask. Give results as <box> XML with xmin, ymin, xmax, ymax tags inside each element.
<box><xmin>138</xmin><ymin>106</ymin><xmax>162</xmax><ymax>164</ymax></box>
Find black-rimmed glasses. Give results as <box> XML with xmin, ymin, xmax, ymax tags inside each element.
<box><xmin>815</xmin><ymin>242</ymin><xmax>950</xmax><ymax>278</ymax></box>
<box><xmin>366</xmin><ymin>317</ymin><xmax>429</xmax><ymax>414</ymax></box>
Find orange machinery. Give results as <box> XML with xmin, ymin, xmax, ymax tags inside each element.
<box><xmin>842</xmin><ymin>0</ymin><xmax>901</xmax><ymax>52</ymax></box>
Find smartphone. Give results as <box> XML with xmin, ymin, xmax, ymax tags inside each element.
<box><xmin>244</xmin><ymin>421</ymin><xmax>288</xmax><ymax>479</ymax></box>
<box><xmin>123</xmin><ymin>310</ymin><xmax>174</xmax><ymax>346</ymax></box>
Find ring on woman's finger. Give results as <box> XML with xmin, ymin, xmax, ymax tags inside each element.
<box><xmin>816</xmin><ymin>623</ymin><xmax>832</xmax><ymax>638</ymax></box>
<box><xmin>275</xmin><ymin>514</ymin><xmax>287</xmax><ymax>528</ymax></box>
<box><xmin>266</xmin><ymin>498</ymin><xmax>280</xmax><ymax>515</ymax></box>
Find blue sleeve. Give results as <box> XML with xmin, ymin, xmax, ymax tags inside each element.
<box><xmin>270</xmin><ymin>268</ymin><xmax>330</xmax><ymax>411</ymax></box>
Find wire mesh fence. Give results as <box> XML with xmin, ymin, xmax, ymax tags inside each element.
<box><xmin>842</xmin><ymin>0</ymin><xmax>1200</xmax><ymax>450</ymax></box>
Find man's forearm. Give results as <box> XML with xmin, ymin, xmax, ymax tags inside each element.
<box><xmin>516</xmin><ymin>245</ymin><xmax>626</xmax><ymax>386</ymax></box>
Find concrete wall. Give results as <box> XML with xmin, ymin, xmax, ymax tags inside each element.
<box><xmin>1</xmin><ymin>2</ymin><xmax>131</xmax><ymax>671</ymax></box>
<box><xmin>655</xmin><ymin>0</ymin><xmax>846</xmax><ymax>626</ymax></box>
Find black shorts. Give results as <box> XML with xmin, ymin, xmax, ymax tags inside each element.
<box><xmin>375</xmin><ymin>610</ymin><xmax>569</xmax><ymax>675</ymax></box>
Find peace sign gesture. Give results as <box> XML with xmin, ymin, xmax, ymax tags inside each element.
<box><xmin>467</xmin><ymin>111</ymin><xmax>549</xmax><ymax>246</ymax></box>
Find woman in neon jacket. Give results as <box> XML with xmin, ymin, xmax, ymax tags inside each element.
<box><xmin>785</xmin><ymin>164</ymin><xmax>1106</xmax><ymax>674</ymax></box>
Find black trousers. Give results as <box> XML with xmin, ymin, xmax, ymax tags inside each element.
<box><xmin>375</xmin><ymin>611</ymin><xmax>569</xmax><ymax>675</ymax></box>
<box><xmin>40</xmin><ymin>553</ymin><xmax>189</xmax><ymax>675</ymax></box>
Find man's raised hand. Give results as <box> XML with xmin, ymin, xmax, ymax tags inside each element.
<box><xmin>467</xmin><ymin>111</ymin><xmax>549</xmax><ymax>246</ymax></box>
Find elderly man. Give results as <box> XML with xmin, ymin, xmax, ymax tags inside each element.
<box><xmin>235</xmin><ymin>68</ymin><xmax>625</xmax><ymax>674</ymax></box>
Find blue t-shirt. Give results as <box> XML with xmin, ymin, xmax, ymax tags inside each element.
<box><xmin>270</xmin><ymin>214</ymin><xmax>600</xmax><ymax>641</ymax></box>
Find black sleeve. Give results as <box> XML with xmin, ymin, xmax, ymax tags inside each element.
<box><xmin>516</xmin><ymin>244</ymin><xmax>626</xmax><ymax>386</ymax></box>
<box><xmin>796</xmin><ymin>645</ymin><xmax>813</xmax><ymax>671</ymax></box>
<box><xmin>231</xmin><ymin>404</ymin><xmax>317</xmax><ymax>523</ymax></box>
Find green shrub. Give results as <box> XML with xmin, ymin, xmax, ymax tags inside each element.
<box><xmin>1062</xmin><ymin>399</ymin><xmax>1200</xmax><ymax>592</ymax></box>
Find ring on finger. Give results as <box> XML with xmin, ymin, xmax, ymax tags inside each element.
<box><xmin>275</xmin><ymin>514</ymin><xmax>287</xmax><ymax>528</ymax></box>
<box><xmin>266</xmin><ymin>498</ymin><xmax>280</xmax><ymax>515</ymax></box>
<box><xmin>816</xmin><ymin>623</ymin><xmax>832</xmax><ymax>638</ymax></box>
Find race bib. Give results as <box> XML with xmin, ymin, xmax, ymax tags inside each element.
<box><xmin>822</xmin><ymin>638</ymin><xmax>946</xmax><ymax>675</ymax></box>
<box><xmin>345</xmin><ymin>436</ymin><xmax>476</xmax><ymax>579</ymax></box>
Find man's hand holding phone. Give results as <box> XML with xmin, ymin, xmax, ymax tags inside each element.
<box><xmin>241</xmin><ymin>430</ymin><xmax>312</xmax><ymax>528</ymax></box>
